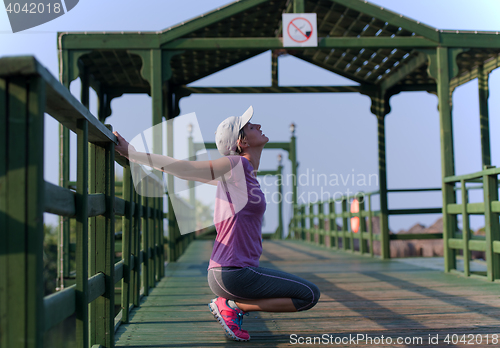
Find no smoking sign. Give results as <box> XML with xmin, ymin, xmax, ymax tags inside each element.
<box><xmin>282</xmin><ymin>13</ymin><xmax>317</xmax><ymax>47</ymax></box>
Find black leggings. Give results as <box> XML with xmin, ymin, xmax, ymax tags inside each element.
<box><xmin>208</xmin><ymin>266</ymin><xmax>320</xmax><ymax>311</ymax></box>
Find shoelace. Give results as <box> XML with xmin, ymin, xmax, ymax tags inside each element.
<box><xmin>232</xmin><ymin>311</ymin><xmax>249</xmax><ymax>329</ymax></box>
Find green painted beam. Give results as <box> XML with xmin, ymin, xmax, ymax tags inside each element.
<box><xmin>444</xmin><ymin>166</ymin><xmax>500</xmax><ymax>183</ymax></box>
<box><xmin>177</xmin><ymin>85</ymin><xmax>375</xmax><ymax>94</ymax></box>
<box><xmin>440</xmin><ymin>32</ymin><xmax>500</xmax><ymax>48</ymax></box>
<box><xmin>380</xmin><ymin>53</ymin><xmax>428</xmax><ymax>91</ymax></box>
<box><xmin>159</xmin><ymin>0</ymin><xmax>269</xmax><ymax>45</ymax></box>
<box><xmin>328</xmin><ymin>0</ymin><xmax>440</xmax><ymax>42</ymax></box>
<box><xmin>390</xmin><ymin>233</ymin><xmax>443</xmax><ymax>240</ymax></box>
<box><xmin>162</xmin><ymin>37</ymin><xmax>438</xmax><ymax>50</ymax></box>
<box><xmin>293</xmin><ymin>0</ymin><xmax>304</xmax><ymax>13</ymax></box>
<box><xmin>59</xmin><ymin>33</ymin><xmax>160</xmax><ymax>50</ymax></box>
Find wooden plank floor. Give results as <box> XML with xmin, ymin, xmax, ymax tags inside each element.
<box><xmin>115</xmin><ymin>240</ymin><xmax>500</xmax><ymax>347</ymax></box>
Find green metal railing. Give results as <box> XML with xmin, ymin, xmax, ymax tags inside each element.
<box><xmin>289</xmin><ymin>188</ymin><xmax>444</xmax><ymax>257</ymax></box>
<box><xmin>443</xmin><ymin>166</ymin><xmax>500</xmax><ymax>281</ymax></box>
<box><xmin>0</xmin><ymin>56</ymin><xmax>188</xmax><ymax>347</ymax></box>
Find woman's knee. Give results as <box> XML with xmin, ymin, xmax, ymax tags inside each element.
<box><xmin>294</xmin><ymin>282</ymin><xmax>320</xmax><ymax>311</ymax></box>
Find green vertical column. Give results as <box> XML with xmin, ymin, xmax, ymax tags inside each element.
<box><xmin>367</xmin><ymin>195</ymin><xmax>374</xmax><ymax>257</ymax></box>
<box><xmin>289</xmin><ymin>127</ymin><xmax>298</xmax><ymax>215</ymax></box>
<box><xmin>373</xmin><ymin>92</ymin><xmax>390</xmax><ymax>259</ymax></box>
<box><xmin>58</xmin><ymin>124</ymin><xmax>70</xmax><ymax>285</ymax></box>
<box><xmin>272</xmin><ymin>51</ymin><xmax>278</xmax><ymax>87</ymax></box>
<box><xmin>293</xmin><ymin>0</ymin><xmax>304</xmax><ymax>13</ymax></box>
<box><xmin>461</xmin><ymin>180</ymin><xmax>470</xmax><ymax>277</ymax></box>
<box><xmin>348</xmin><ymin>198</ymin><xmax>354</xmax><ymax>252</ymax></box>
<box><xmin>157</xmin><ymin>195</ymin><xmax>163</xmax><ymax>280</ymax></box>
<box><xmin>132</xmin><ymin>187</ymin><xmax>141</xmax><ymax>306</ymax></box>
<box><xmin>341</xmin><ymin>198</ymin><xmax>348</xmax><ymax>250</ymax></box>
<box><xmin>59</xmin><ymin>54</ymin><xmax>71</xmax><ymax>288</ymax></box>
<box><xmin>300</xmin><ymin>205</ymin><xmax>306</xmax><ymax>240</ymax></box>
<box><xmin>308</xmin><ymin>203</ymin><xmax>313</xmax><ymax>243</ymax></box>
<box><xmin>436</xmin><ymin>47</ymin><xmax>457</xmax><ymax>272</ymax></box>
<box><xmin>277</xmin><ymin>163</ymin><xmax>283</xmax><ymax>239</ymax></box>
<box><xmin>187</xmin><ymin>126</ymin><xmax>196</xmax><ymax>243</ymax></box>
<box><xmin>148</xmin><ymin>181</ymin><xmax>156</xmax><ymax>288</ymax></box>
<box><xmin>75</xmin><ymin>119</ymin><xmax>89</xmax><ymax>348</ymax></box>
<box><xmin>358</xmin><ymin>196</ymin><xmax>367</xmax><ymax>255</ymax></box>
<box><xmin>141</xmin><ymin>178</ymin><xmax>149</xmax><ymax>296</ymax></box>
<box><xmin>1</xmin><ymin>76</ymin><xmax>45</xmax><ymax>347</ymax></box>
<box><xmin>483</xmin><ymin>169</ymin><xmax>500</xmax><ymax>281</ymax></box>
<box><xmin>26</xmin><ymin>77</ymin><xmax>46</xmax><ymax>348</ymax></box>
<box><xmin>478</xmin><ymin>65</ymin><xmax>491</xmax><ymax>168</ymax></box>
<box><xmin>0</xmin><ymin>77</ymin><xmax>7</xmax><ymax>348</ymax></box>
<box><xmin>88</xmin><ymin>134</ymin><xmax>115</xmax><ymax>347</ymax></box>
<box><xmin>76</xmin><ymin>67</ymin><xmax>90</xmax><ymax>346</ymax></box>
<box><xmin>165</xmin><ymin>89</ymin><xmax>178</xmax><ymax>262</ymax></box>
<box><xmin>328</xmin><ymin>201</ymin><xmax>337</xmax><ymax>249</ymax></box>
<box><xmin>318</xmin><ymin>202</ymin><xmax>324</xmax><ymax>246</ymax></box>
<box><xmin>121</xmin><ymin>166</ymin><xmax>133</xmax><ymax>323</ymax></box>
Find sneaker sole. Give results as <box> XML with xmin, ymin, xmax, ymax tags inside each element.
<box><xmin>208</xmin><ymin>300</ymin><xmax>250</xmax><ymax>341</ymax></box>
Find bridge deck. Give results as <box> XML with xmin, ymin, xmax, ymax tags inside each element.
<box><xmin>115</xmin><ymin>240</ymin><xmax>500</xmax><ymax>347</ymax></box>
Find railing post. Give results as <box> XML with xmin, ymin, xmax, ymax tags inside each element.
<box><xmin>75</xmin><ymin>119</ymin><xmax>89</xmax><ymax>347</ymax></box>
<box><xmin>132</xmin><ymin>187</ymin><xmax>141</xmax><ymax>307</ymax></box>
<box><xmin>308</xmin><ymin>203</ymin><xmax>313</xmax><ymax>243</ymax></box>
<box><xmin>318</xmin><ymin>202</ymin><xmax>324</xmax><ymax>246</ymax></box>
<box><xmin>141</xmin><ymin>179</ymin><xmax>150</xmax><ymax>296</ymax></box>
<box><xmin>367</xmin><ymin>194</ymin><xmax>374</xmax><ymax>257</ymax></box>
<box><xmin>148</xmin><ymin>179</ymin><xmax>156</xmax><ymax>288</ymax></box>
<box><xmin>483</xmin><ymin>168</ymin><xmax>500</xmax><ymax>281</ymax></box>
<box><xmin>328</xmin><ymin>200</ymin><xmax>337</xmax><ymax>249</ymax></box>
<box><xmin>436</xmin><ymin>47</ymin><xmax>458</xmax><ymax>272</ymax></box>
<box><xmin>341</xmin><ymin>198</ymin><xmax>348</xmax><ymax>250</ymax></box>
<box><xmin>88</xmin><ymin>125</ymin><xmax>115</xmax><ymax>347</ymax></box>
<box><xmin>359</xmin><ymin>196</ymin><xmax>367</xmax><ymax>255</ymax></box>
<box><xmin>460</xmin><ymin>180</ymin><xmax>470</xmax><ymax>277</ymax></box>
<box><xmin>478</xmin><ymin>65</ymin><xmax>491</xmax><ymax>167</ymax></box>
<box><xmin>348</xmin><ymin>198</ymin><xmax>355</xmax><ymax>253</ymax></box>
<box><xmin>160</xmin><ymin>196</ymin><xmax>165</xmax><ymax>277</ymax></box>
<box><xmin>300</xmin><ymin>205</ymin><xmax>306</xmax><ymax>241</ymax></box>
<box><xmin>121</xmin><ymin>166</ymin><xmax>133</xmax><ymax>323</ymax></box>
<box><xmin>156</xmin><ymin>195</ymin><xmax>162</xmax><ymax>281</ymax></box>
<box><xmin>1</xmin><ymin>76</ymin><xmax>46</xmax><ymax>347</ymax></box>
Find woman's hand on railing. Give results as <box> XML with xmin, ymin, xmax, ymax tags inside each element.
<box><xmin>113</xmin><ymin>131</ymin><xmax>136</xmax><ymax>159</ymax></box>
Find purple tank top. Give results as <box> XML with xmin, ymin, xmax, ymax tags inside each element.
<box><xmin>208</xmin><ymin>156</ymin><xmax>266</xmax><ymax>269</ymax></box>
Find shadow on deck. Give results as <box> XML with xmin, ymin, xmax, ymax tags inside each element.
<box><xmin>115</xmin><ymin>240</ymin><xmax>500</xmax><ymax>347</ymax></box>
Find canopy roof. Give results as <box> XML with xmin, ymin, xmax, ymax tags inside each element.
<box><xmin>59</xmin><ymin>0</ymin><xmax>500</xmax><ymax>96</ymax></box>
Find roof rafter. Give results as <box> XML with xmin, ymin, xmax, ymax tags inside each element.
<box><xmin>379</xmin><ymin>52</ymin><xmax>427</xmax><ymax>90</ymax></box>
<box><xmin>159</xmin><ymin>0</ymin><xmax>270</xmax><ymax>46</ymax></box>
<box><xmin>329</xmin><ymin>0</ymin><xmax>440</xmax><ymax>42</ymax></box>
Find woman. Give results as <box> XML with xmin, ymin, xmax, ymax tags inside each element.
<box><xmin>114</xmin><ymin>106</ymin><xmax>320</xmax><ymax>342</ymax></box>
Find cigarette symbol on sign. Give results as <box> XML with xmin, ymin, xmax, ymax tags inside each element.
<box><xmin>287</xmin><ymin>17</ymin><xmax>313</xmax><ymax>43</ymax></box>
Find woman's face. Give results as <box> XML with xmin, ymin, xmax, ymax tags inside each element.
<box><xmin>242</xmin><ymin>122</ymin><xmax>269</xmax><ymax>147</ymax></box>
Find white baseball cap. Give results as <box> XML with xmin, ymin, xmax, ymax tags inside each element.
<box><xmin>215</xmin><ymin>106</ymin><xmax>253</xmax><ymax>156</ymax></box>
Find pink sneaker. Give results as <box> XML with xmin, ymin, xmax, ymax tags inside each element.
<box><xmin>209</xmin><ymin>297</ymin><xmax>250</xmax><ymax>341</ymax></box>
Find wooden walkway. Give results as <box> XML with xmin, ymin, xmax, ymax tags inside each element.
<box><xmin>115</xmin><ymin>240</ymin><xmax>500</xmax><ymax>347</ymax></box>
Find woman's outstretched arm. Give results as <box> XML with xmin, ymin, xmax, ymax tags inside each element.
<box><xmin>113</xmin><ymin>131</ymin><xmax>233</xmax><ymax>183</ymax></box>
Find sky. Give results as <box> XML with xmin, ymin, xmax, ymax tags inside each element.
<box><xmin>1</xmin><ymin>0</ymin><xmax>499</xmax><ymax>234</ymax></box>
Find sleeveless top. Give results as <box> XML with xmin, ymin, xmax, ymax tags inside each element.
<box><xmin>208</xmin><ymin>156</ymin><xmax>267</xmax><ymax>269</ymax></box>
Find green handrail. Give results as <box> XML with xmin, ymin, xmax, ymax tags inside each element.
<box><xmin>0</xmin><ymin>56</ymin><xmax>189</xmax><ymax>347</ymax></box>
<box><xmin>442</xmin><ymin>166</ymin><xmax>500</xmax><ymax>281</ymax></box>
<box><xmin>290</xmin><ymin>188</ymin><xmax>445</xmax><ymax>257</ymax></box>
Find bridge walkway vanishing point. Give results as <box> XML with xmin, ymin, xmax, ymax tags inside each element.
<box><xmin>115</xmin><ymin>240</ymin><xmax>500</xmax><ymax>347</ymax></box>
